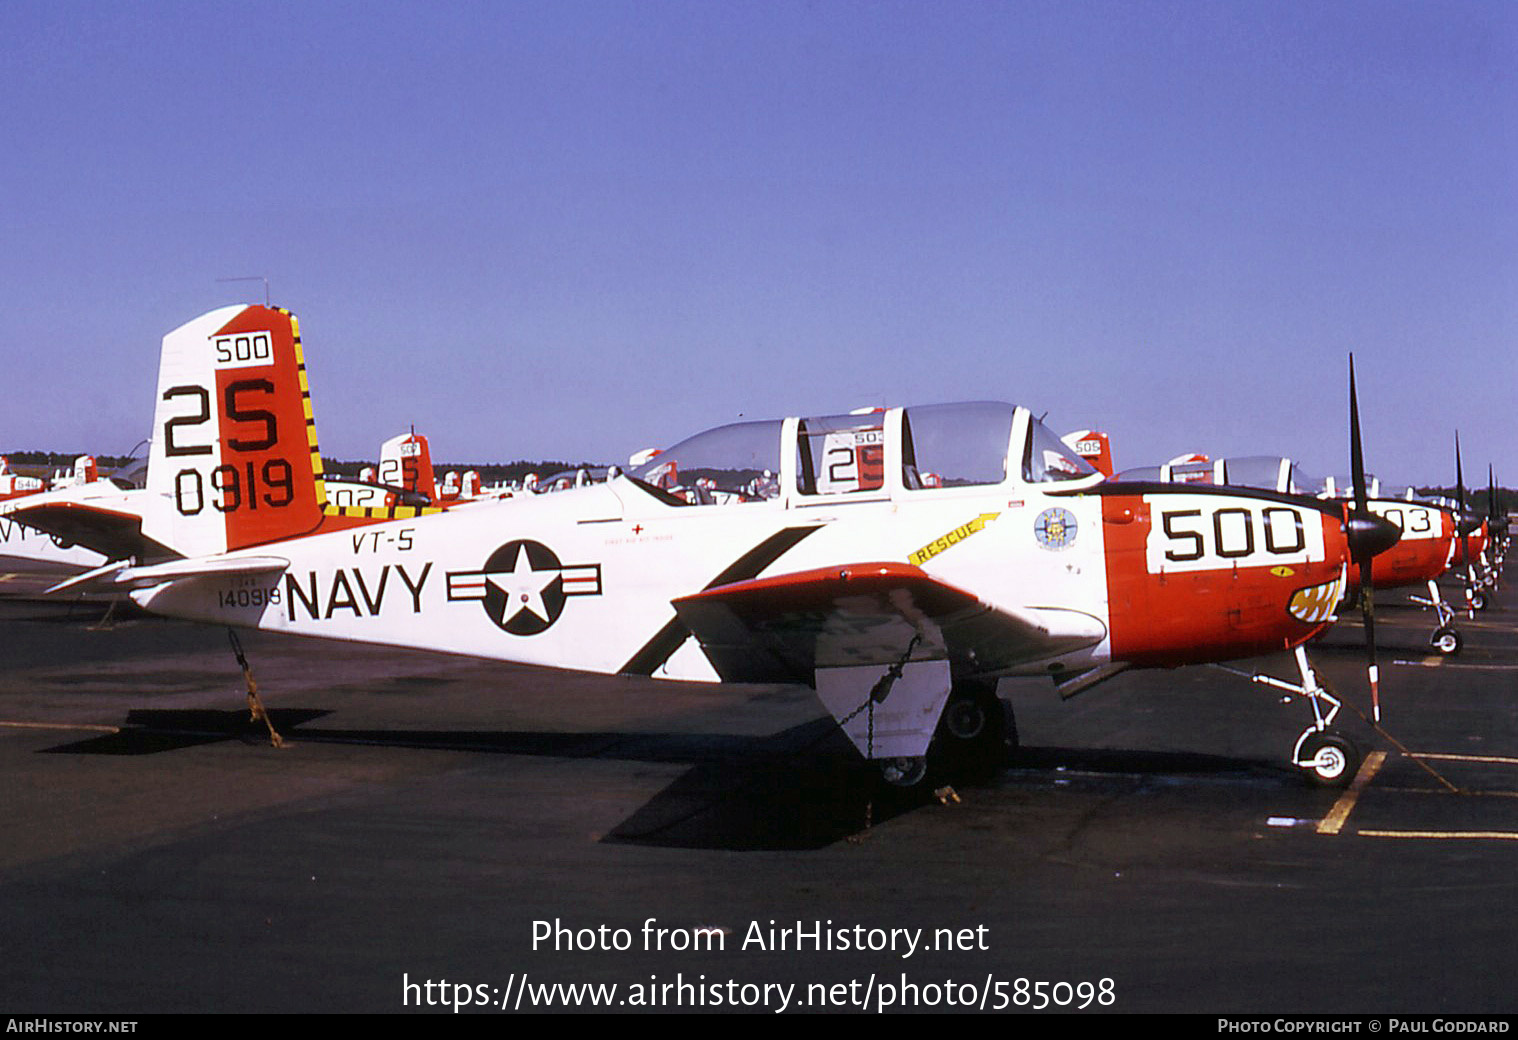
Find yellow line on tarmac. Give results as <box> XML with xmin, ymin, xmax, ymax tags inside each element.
<box><xmin>1316</xmin><ymin>751</ymin><xmax>1388</xmax><ymax>836</ymax></box>
<box><xmin>0</xmin><ymin>720</ymin><xmax>120</xmax><ymax>733</ymax></box>
<box><xmin>1394</xmin><ymin>658</ymin><xmax>1518</xmax><ymax>671</ymax></box>
<box><xmin>1357</xmin><ymin>830</ymin><xmax>1518</xmax><ymax>841</ymax></box>
<box><xmin>1410</xmin><ymin>752</ymin><xmax>1518</xmax><ymax>766</ymax></box>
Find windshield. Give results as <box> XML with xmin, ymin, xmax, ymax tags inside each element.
<box><xmin>1023</xmin><ymin>418</ymin><xmax>1098</xmax><ymax>483</ymax></box>
<box><xmin>631</xmin><ymin>419</ymin><xmax>783</xmax><ymax>504</ymax></box>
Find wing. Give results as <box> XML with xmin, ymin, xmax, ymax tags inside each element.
<box><xmin>671</xmin><ymin>562</ymin><xmax>1106</xmax><ymax>685</ymax></box>
<box><xmin>5</xmin><ymin>500</ymin><xmax>170</xmax><ymax>563</ymax></box>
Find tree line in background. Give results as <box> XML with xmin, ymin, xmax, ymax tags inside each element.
<box><xmin>4</xmin><ymin>451</ymin><xmax>607</xmax><ymax>488</ymax></box>
<box><xmin>6</xmin><ymin>451</ymin><xmax>1513</xmax><ymax>511</ymax></box>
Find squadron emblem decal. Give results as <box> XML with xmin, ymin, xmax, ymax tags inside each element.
<box><xmin>446</xmin><ymin>540</ymin><xmax>602</xmax><ymax>635</ymax></box>
<box><xmin>1034</xmin><ymin>507</ymin><xmax>1078</xmax><ymax>551</ymax></box>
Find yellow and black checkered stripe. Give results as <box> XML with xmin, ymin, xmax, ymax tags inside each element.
<box><xmin>283</xmin><ymin>310</ymin><xmax>443</xmax><ymax>522</ymax></box>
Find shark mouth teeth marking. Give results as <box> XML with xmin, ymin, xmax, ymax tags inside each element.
<box><xmin>1288</xmin><ymin>574</ymin><xmax>1343</xmax><ymax>624</ymax></box>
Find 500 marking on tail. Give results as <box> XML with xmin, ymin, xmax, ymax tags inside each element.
<box><xmin>212</xmin><ymin>331</ymin><xmax>274</xmax><ymax>368</ymax></box>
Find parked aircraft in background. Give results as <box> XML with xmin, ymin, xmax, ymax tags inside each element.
<box><xmin>1106</xmin><ymin>439</ymin><xmax>1486</xmax><ymax>655</ymax></box>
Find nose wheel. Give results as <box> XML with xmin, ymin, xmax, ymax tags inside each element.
<box><xmin>1215</xmin><ymin>646</ymin><xmax>1365</xmax><ymax>788</ymax></box>
<box><xmin>1294</xmin><ymin>731</ymin><xmax>1360</xmax><ymax>787</ymax></box>
<box><xmin>1431</xmin><ymin>626</ymin><xmax>1462</xmax><ymax>655</ymax></box>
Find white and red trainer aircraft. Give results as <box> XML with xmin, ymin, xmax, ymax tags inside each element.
<box><xmin>14</xmin><ymin>305</ymin><xmax>1400</xmax><ymax>786</ymax></box>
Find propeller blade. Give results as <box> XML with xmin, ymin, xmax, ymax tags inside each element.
<box><xmin>1349</xmin><ymin>355</ymin><xmax>1368</xmax><ymax>517</ymax></box>
<box><xmin>1456</xmin><ymin>432</ymin><xmax>1466</xmax><ymax>515</ymax></box>
<box><xmin>1456</xmin><ymin>432</ymin><xmax>1473</xmax><ymax>591</ymax></box>
<box><xmin>1349</xmin><ymin>354</ymin><xmax>1381</xmax><ymax>721</ymax></box>
<box><xmin>1492</xmin><ymin>465</ymin><xmax>1509</xmax><ymax>544</ymax></box>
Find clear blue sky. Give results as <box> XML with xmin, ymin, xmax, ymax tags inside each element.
<box><xmin>3</xmin><ymin>1</ymin><xmax>1512</xmax><ymax>485</ymax></box>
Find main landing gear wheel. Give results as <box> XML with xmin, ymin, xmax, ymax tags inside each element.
<box><xmin>879</xmin><ymin>756</ymin><xmax>928</xmax><ymax>787</ymax></box>
<box><xmin>1431</xmin><ymin>626</ymin><xmax>1462</xmax><ymax>656</ymax></box>
<box><xmin>942</xmin><ymin>694</ymin><xmax>990</xmax><ymax>741</ymax></box>
<box><xmin>933</xmin><ymin>681</ymin><xmax>1018</xmax><ymax>777</ymax></box>
<box><xmin>1297</xmin><ymin>733</ymin><xmax>1360</xmax><ymax>787</ymax></box>
<box><xmin>1467</xmin><ymin>589</ymin><xmax>1489</xmax><ymax>612</ymax></box>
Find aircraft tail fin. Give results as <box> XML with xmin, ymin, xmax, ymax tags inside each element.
<box><xmin>75</xmin><ymin>455</ymin><xmax>99</xmax><ymax>484</ymax></box>
<box><xmin>379</xmin><ymin>432</ymin><xmax>438</xmax><ymax>501</ymax></box>
<box><xmin>1062</xmin><ymin>430</ymin><xmax>1114</xmax><ymax>477</ymax></box>
<box><xmin>141</xmin><ymin>305</ymin><xmax>329</xmax><ymax>557</ymax></box>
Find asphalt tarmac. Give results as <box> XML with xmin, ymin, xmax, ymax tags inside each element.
<box><xmin>1</xmin><ymin>561</ymin><xmax>1515</xmax><ymax>1014</ymax></box>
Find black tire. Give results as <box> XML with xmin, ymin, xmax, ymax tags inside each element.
<box><xmin>1431</xmin><ymin>626</ymin><xmax>1462</xmax><ymax>656</ymax></box>
<box><xmin>930</xmin><ymin>680</ymin><xmax>1017</xmax><ymax>779</ymax></box>
<box><xmin>879</xmin><ymin>756</ymin><xmax>928</xmax><ymax>787</ymax></box>
<box><xmin>1298</xmin><ymin>733</ymin><xmax>1360</xmax><ymax>787</ymax></box>
<box><xmin>943</xmin><ymin>693</ymin><xmax>991</xmax><ymax>741</ymax></box>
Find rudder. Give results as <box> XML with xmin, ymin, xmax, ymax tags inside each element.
<box><xmin>142</xmin><ymin>305</ymin><xmax>327</xmax><ymax>556</ymax></box>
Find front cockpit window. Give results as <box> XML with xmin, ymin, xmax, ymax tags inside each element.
<box><xmin>900</xmin><ymin>401</ymin><xmax>1013</xmax><ymax>490</ymax></box>
<box><xmin>630</xmin><ymin>419</ymin><xmax>783</xmax><ymax>504</ymax></box>
<box><xmin>1023</xmin><ymin>417</ymin><xmax>1098</xmax><ymax>483</ymax></box>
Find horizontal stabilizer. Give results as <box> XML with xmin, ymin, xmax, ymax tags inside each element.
<box><xmin>48</xmin><ymin>555</ymin><xmax>290</xmax><ymax>596</ymax></box>
<box><xmin>672</xmin><ymin>562</ymin><xmax>1105</xmax><ymax>685</ymax></box>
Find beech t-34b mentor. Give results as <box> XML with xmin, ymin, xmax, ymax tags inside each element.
<box><xmin>24</xmin><ymin>305</ymin><xmax>1400</xmax><ymax>787</ymax></box>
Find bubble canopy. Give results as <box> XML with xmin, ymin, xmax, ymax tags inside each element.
<box><xmin>628</xmin><ymin>402</ymin><xmax>1098</xmax><ymax>505</ymax></box>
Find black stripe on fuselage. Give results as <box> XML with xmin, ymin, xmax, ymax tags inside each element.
<box><xmin>618</xmin><ymin>525</ymin><xmax>822</xmax><ymax>676</ymax></box>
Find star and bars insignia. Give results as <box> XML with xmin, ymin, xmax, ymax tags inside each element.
<box><xmin>446</xmin><ymin>539</ymin><xmax>602</xmax><ymax>635</ymax></box>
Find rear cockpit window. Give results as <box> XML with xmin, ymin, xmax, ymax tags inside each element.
<box><xmin>901</xmin><ymin>402</ymin><xmax>1013</xmax><ymax>490</ymax></box>
<box><xmin>795</xmin><ymin>413</ymin><xmax>886</xmax><ymax>496</ymax></box>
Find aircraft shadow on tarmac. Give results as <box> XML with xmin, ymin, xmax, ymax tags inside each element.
<box><xmin>39</xmin><ymin>709</ymin><xmax>1279</xmax><ymax>851</ymax></box>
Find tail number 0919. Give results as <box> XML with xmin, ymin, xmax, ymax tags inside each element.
<box><xmin>164</xmin><ymin>379</ymin><xmax>293</xmax><ymax>515</ymax></box>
